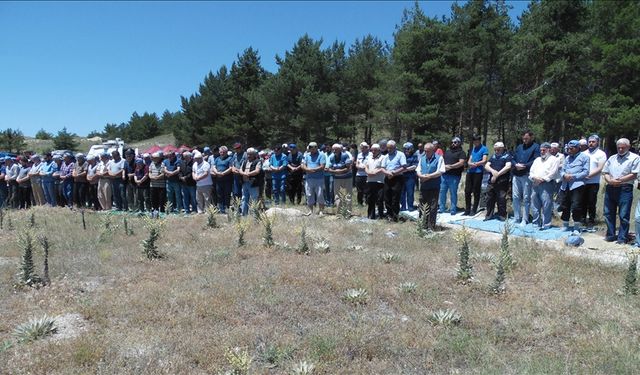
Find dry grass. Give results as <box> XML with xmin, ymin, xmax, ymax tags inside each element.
<box><xmin>1</xmin><ymin>205</ymin><xmax>640</xmax><ymax>374</ymax></box>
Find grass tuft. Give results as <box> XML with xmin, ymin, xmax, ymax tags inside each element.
<box><xmin>13</xmin><ymin>315</ymin><xmax>57</xmax><ymax>343</ymax></box>
<box><xmin>428</xmin><ymin>309</ymin><xmax>462</xmax><ymax>326</ymax></box>
<box><xmin>342</xmin><ymin>288</ymin><xmax>369</xmax><ymax>305</ymax></box>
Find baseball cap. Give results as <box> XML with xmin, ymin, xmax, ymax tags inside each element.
<box><xmin>289</xmin><ymin>143</ymin><xmax>297</xmax><ymax>149</ymax></box>
<box><xmin>567</xmin><ymin>140</ymin><xmax>580</xmax><ymax>148</ymax></box>
<box><xmin>494</xmin><ymin>142</ymin><xmax>505</xmax><ymax>148</ymax></box>
<box><xmin>540</xmin><ymin>142</ymin><xmax>551</xmax><ymax>149</ymax></box>
<box><xmin>452</xmin><ymin>137</ymin><xmax>462</xmax><ymax>143</ymax></box>
<box><xmin>403</xmin><ymin>142</ymin><xmax>413</xmax><ymax>149</ymax></box>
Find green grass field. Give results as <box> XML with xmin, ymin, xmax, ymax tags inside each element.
<box><xmin>1</xmin><ymin>205</ymin><xmax>640</xmax><ymax>374</ymax></box>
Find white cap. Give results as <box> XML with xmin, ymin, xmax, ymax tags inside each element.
<box><xmin>360</xmin><ymin>142</ymin><xmax>369</xmax><ymax>147</ymax></box>
<box><xmin>494</xmin><ymin>142</ymin><xmax>505</xmax><ymax>148</ymax></box>
<box><xmin>193</xmin><ymin>150</ymin><xmax>202</xmax><ymax>158</ymax></box>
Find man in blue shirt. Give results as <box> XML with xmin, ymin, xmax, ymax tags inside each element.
<box><xmin>559</xmin><ymin>140</ymin><xmax>590</xmax><ymax>231</ymax></box>
<box><xmin>326</xmin><ymin>143</ymin><xmax>353</xmax><ymax>213</ymax></box>
<box><xmin>231</xmin><ymin>143</ymin><xmax>247</xmax><ymax>200</ymax></box>
<box><xmin>382</xmin><ymin>140</ymin><xmax>407</xmax><ymax>222</ymax></box>
<box><xmin>401</xmin><ymin>142</ymin><xmax>419</xmax><ymax>212</ymax></box>
<box><xmin>302</xmin><ymin>142</ymin><xmax>327</xmax><ymax>215</ymax></box>
<box><xmin>286</xmin><ymin>144</ymin><xmax>304</xmax><ymax>205</ymax></box>
<box><xmin>464</xmin><ymin>135</ymin><xmax>488</xmax><ymax>216</ymax></box>
<box><xmin>162</xmin><ymin>151</ymin><xmax>182</xmax><ymax>213</ymax></box>
<box><xmin>269</xmin><ymin>145</ymin><xmax>289</xmax><ymax>206</ymax></box>
<box><xmin>39</xmin><ymin>152</ymin><xmax>58</xmax><ymax>207</ymax></box>
<box><xmin>511</xmin><ymin>130</ymin><xmax>540</xmax><ymax>225</ymax></box>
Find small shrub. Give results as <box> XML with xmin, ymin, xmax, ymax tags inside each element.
<box><xmin>291</xmin><ymin>360</ymin><xmax>315</xmax><ymax>374</ymax></box>
<box><xmin>454</xmin><ymin>226</ymin><xmax>473</xmax><ymax>283</ymax></box>
<box><xmin>260</xmin><ymin>213</ymin><xmax>275</xmax><ymax>247</ymax></box>
<box><xmin>13</xmin><ymin>316</ymin><xmax>57</xmax><ymax>342</ymax></box>
<box><xmin>98</xmin><ymin>212</ymin><xmax>117</xmax><ymax>242</ymax></box>
<box><xmin>249</xmin><ymin>199</ymin><xmax>262</xmax><ymax>221</ymax></box>
<box><xmin>123</xmin><ymin>217</ymin><xmax>134</xmax><ymax>236</ymax></box>
<box><xmin>499</xmin><ymin>221</ymin><xmax>515</xmax><ymax>272</ymax></box>
<box><xmin>428</xmin><ymin>309</ymin><xmax>462</xmax><ymax>326</ymax></box>
<box><xmin>360</xmin><ymin>228</ymin><xmax>373</xmax><ymax>236</ymax></box>
<box><xmin>37</xmin><ymin>234</ymin><xmax>51</xmax><ymax>286</ymax></box>
<box><xmin>256</xmin><ymin>342</ymin><xmax>294</xmax><ymax>368</ymax></box>
<box><xmin>141</xmin><ymin>217</ymin><xmax>165</xmax><ymax>259</ymax></box>
<box><xmin>490</xmin><ymin>255</ymin><xmax>506</xmax><ymax>294</ymax></box>
<box><xmin>399</xmin><ymin>282</ymin><xmax>417</xmax><ymax>294</ymax></box>
<box><xmin>380</xmin><ymin>252</ymin><xmax>400</xmax><ymax>264</ymax></box>
<box><xmin>235</xmin><ymin>219</ymin><xmax>251</xmax><ymax>247</ymax></box>
<box><xmin>473</xmin><ymin>252</ymin><xmax>497</xmax><ymax>263</ymax></box>
<box><xmin>342</xmin><ymin>288</ymin><xmax>368</xmax><ymax>305</ymax></box>
<box><xmin>28</xmin><ymin>211</ymin><xmax>36</xmax><ymax>228</ymax></box>
<box><xmin>624</xmin><ymin>251</ymin><xmax>638</xmax><ymax>295</ymax></box>
<box><xmin>297</xmin><ymin>226</ymin><xmax>310</xmax><ymax>254</ymax></box>
<box><xmin>336</xmin><ymin>188</ymin><xmax>352</xmax><ymax>219</ymax></box>
<box><xmin>17</xmin><ymin>230</ymin><xmax>40</xmax><ymax>286</ymax></box>
<box><xmin>206</xmin><ymin>205</ymin><xmax>221</xmax><ymax>228</ymax></box>
<box><xmin>346</xmin><ymin>244</ymin><xmax>364</xmax><ymax>252</ymax></box>
<box><xmin>313</xmin><ymin>240</ymin><xmax>330</xmax><ymax>253</ymax></box>
<box><xmin>224</xmin><ymin>346</ymin><xmax>252</xmax><ymax>375</ymax></box>
<box><xmin>416</xmin><ymin>202</ymin><xmax>433</xmax><ymax>237</ymax></box>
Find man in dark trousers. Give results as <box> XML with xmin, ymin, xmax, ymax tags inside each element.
<box><xmin>511</xmin><ymin>130</ymin><xmax>540</xmax><ymax>225</ymax></box>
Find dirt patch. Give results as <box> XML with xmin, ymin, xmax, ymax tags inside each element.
<box><xmin>50</xmin><ymin>313</ymin><xmax>89</xmax><ymax>342</ymax></box>
<box><xmin>0</xmin><ymin>257</ymin><xmax>18</xmax><ymax>267</ymax></box>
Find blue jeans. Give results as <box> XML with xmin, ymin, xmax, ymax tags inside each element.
<box><xmin>438</xmin><ymin>174</ymin><xmax>461</xmax><ymax>214</ymax></box>
<box><xmin>166</xmin><ymin>181</ymin><xmax>183</xmax><ymax>212</ymax></box>
<box><xmin>531</xmin><ymin>181</ymin><xmax>554</xmax><ymax>227</ymax></box>
<box><xmin>401</xmin><ymin>174</ymin><xmax>417</xmax><ymax>211</ymax></box>
<box><xmin>324</xmin><ymin>174</ymin><xmax>334</xmax><ymax>206</ymax></box>
<box><xmin>241</xmin><ymin>181</ymin><xmax>259</xmax><ymax>216</ymax></box>
<box><xmin>604</xmin><ymin>184</ymin><xmax>633</xmax><ymax>242</ymax></box>
<box><xmin>111</xmin><ymin>179</ymin><xmax>125</xmax><ymax>210</ymax></box>
<box><xmin>272</xmin><ymin>174</ymin><xmax>286</xmax><ymax>204</ymax></box>
<box><xmin>63</xmin><ymin>179</ymin><xmax>74</xmax><ymax>207</ymax></box>
<box><xmin>216</xmin><ymin>177</ymin><xmax>233</xmax><ymax>213</ymax></box>
<box><xmin>233</xmin><ymin>175</ymin><xmax>243</xmax><ymax>199</ymax></box>
<box><xmin>182</xmin><ymin>185</ymin><xmax>197</xmax><ymax>213</ymax></box>
<box><xmin>512</xmin><ymin>175</ymin><xmax>532</xmax><ymax>223</ymax></box>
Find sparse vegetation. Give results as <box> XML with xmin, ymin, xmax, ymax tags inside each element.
<box><xmin>429</xmin><ymin>309</ymin><xmax>462</xmax><ymax>326</ymax></box>
<box><xmin>291</xmin><ymin>360</ymin><xmax>315</xmax><ymax>374</ymax></box>
<box><xmin>141</xmin><ymin>217</ymin><xmax>165</xmax><ymax>259</ymax></box>
<box><xmin>235</xmin><ymin>219</ymin><xmax>250</xmax><ymax>247</ymax></box>
<box><xmin>37</xmin><ymin>234</ymin><xmax>51</xmax><ymax>286</ymax></box>
<box><xmin>260</xmin><ymin>213</ymin><xmax>275</xmax><ymax>247</ymax></box>
<box><xmin>297</xmin><ymin>225</ymin><xmax>309</xmax><ymax>254</ymax></box>
<box><xmin>454</xmin><ymin>226</ymin><xmax>473</xmax><ymax>283</ymax></box>
<box><xmin>13</xmin><ymin>316</ymin><xmax>57</xmax><ymax>343</ymax></box>
<box><xmin>224</xmin><ymin>346</ymin><xmax>252</xmax><ymax>375</ymax></box>
<box><xmin>17</xmin><ymin>230</ymin><xmax>40</xmax><ymax>286</ymax></box>
<box><xmin>342</xmin><ymin>288</ymin><xmax>368</xmax><ymax>305</ymax></box>
<box><xmin>624</xmin><ymin>251</ymin><xmax>638</xmax><ymax>295</ymax></box>
<box><xmin>206</xmin><ymin>205</ymin><xmax>221</xmax><ymax>228</ymax></box>
<box><xmin>379</xmin><ymin>252</ymin><xmax>399</xmax><ymax>264</ymax></box>
<box><xmin>336</xmin><ymin>188</ymin><xmax>352</xmax><ymax>219</ymax></box>
<box><xmin>399</xmin><ymin>282</ymin><xmax>417</xmax><ymax>294</ymax></box>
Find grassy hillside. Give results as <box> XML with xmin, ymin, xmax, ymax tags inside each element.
<box><xmin>1</xmin><ymin>206</ymin><xmax>639</xmax><ymax>374</ymax></box>
<box><xmin>23</xmin><ymin>133</ymin><xmax>177</xmax><ymax>155</ymax></box>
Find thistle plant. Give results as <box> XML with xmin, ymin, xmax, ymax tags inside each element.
<box><xmin>313</xmin><ymin>240</ymin><xmax>330</xmax><ymax>253</ymax></box>
<box><xmin>624</xmin><ymin>251</ymin><xmax>638</xmax><ymax>295</ymax></box>
<box><xmin>141</xmin><ymin>216</ymin><xmax>165</xmax><ymax>259</ymax></box>
<box><xmin>13</xmin><ymin>316</ymin><xmax>57</xmax><ymax>343</ymax></box>
<box><xmin>297</xmin><ymin>225</ymin><xmax>310</xmax><ymax>254</ymax></box>
<box><xmin>342</xmin><ymin>288</ymin><xmax>368</xmax><ymax>305</ymax></box>
<box><xmin>473</xmin><ymin>252</ymin><xmax>497</xmax><ymax>263</ymax></box>
<box><xmin>0</xmin><ymin>207</ymin><xmax>4</xmax><ymax>229</ymax></box>
<box><xmin>428</xmin><ymin>309</ymin><xmax>462</xmax><ymax>326</ymax></box>
<box><xmin>454</xmin><ymin>226</ymin><xmax>473</xmax><ymax>283</ymax></box>
<box><xmin>80</xmin><ymin>209</ymin><xmax>87</xmax><ymax>230</ymax></box>
<box><xmin>123</xmin><ymin>217</ymin><xmax>134</xmax><ymax>236</ymax></box>
<box><xmin>224</xmin><ymin>346</ymin><xmax>252</xmax><ymax>375</ymax></box>
<box><xmin>206</xmin><ymin>205</ymin><xmax>221</xmax><ymax>229</ymax></box>
<box><xmin>416</xmin><ymin>202</ymin><xmax>432</xmax><ymax>237</ymax></box>
<box><xmin>259</xmin><ymin>212</ymin><xmax>275</xmax><ymax>247</ymax></box>
<box><xmin>399</xmin><ymin>282</ymin><xmax>417</xmax><ymax>294</ymax></box>
<box><xmin>231</xmin><ymin>197</ymin><xmax>243</xmax><ymax>223</ymax></box>
<box><xmin>490</xmin><ymin>253</ymin><xmax>506</xmax><ymax>294</ymax></box>
<box><xmin>28</xmin><ymin>211</ymin><xmax>36</xmax><ymax>228</ymax></box>
<box><xmin>164</xmin><ymin>201</ymin><xmax>173</xmax><ymax>214</ymax></box>
<box><xmin>249</xmin><ymin>199</ymin><xmax>262</xmax><ymax>221</ymax></box>
<box><xmin>380</xmin><ymin>252</ymin><xmax>400</xmax><ymax>264</ymax></box>
<box><xmin>235</xmin><ymin>219</ymin><xmax>250</xmax><ymax>247</ymax></box>
<box><xmin>336</xmin><ymin>188</ymin><xmax>352</xmax><ymax>219</ymax></box>
<box><xmin>291</xmin><ymin>360</ymin><xmax>315</xmax><ymax>375</ymax></box>
<box><xmin>98</xmin><ymin>212</ymin><xmax>117</xmax><ymax>242</ymax></box>
<box><xmin>499</xmin><ymin>221</ymin><xmax>514</xmax><ymax>272</ymax></box>
<box><xmin>37</xmin><ymin>234</ymin><xmax>51</xmax><ymax>286</ymax></box>
<box><xmin>17</xmin><ymin>230</ymin><xmax>40</xmax><ymax>286</ymax></box>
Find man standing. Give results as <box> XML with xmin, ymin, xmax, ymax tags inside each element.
<box><xmin>355</xmin><ymin>142</ymin><xmax>370</xmax><ymax>206</ymax></box>
<box><xmin>550</xmin><ymin>142</ymin><xmax>565</xmax><ymax>213</ymax></box>
<box><xmin>382</xmin><ymin>140</ymin><xmax>407</xmax><ymax>222</ymax></box>
<box><xmin>602</xmin><ymin>138</ymin><xmax>639</xmax><ymax>244</ymax></box>
<box><xmin>179</xmin><ymin>151</ymin><xmax>197</xmax><ymax>214</ymax></box>
<box><xmin>301</xmin><ymin>142</ymin><xmax>326</xmax><ymax>216</ymax></box>
<box><xmin>163</xmin><ymin>151</ymin><xmax>182</xmax><ymax>213</ymax></box>
<box><xmin>484</xmin><ymin>142</ymin><xmax>512</xmax><ymax>221</ymax></box>
<box><xmin>212</xmin><ymin>146</ymin><xmax>233</xmax><ymax>214</ymax></box>
<box><xmin>96</xmin><ymin>153</ymin><xmax>112</xmax><ymax>210</ymax></box>
<box><xmin>438</xmin><ymin>137</ymin><xmax>466</xmax><ymax>215</ymax></box>
<box><xmin>401</xmin><ymin>142</ymin><xmax>419</xmax><ymax>212</ymax></box>
<box><xmin>511</xmin><ymin>131</ymin><xmax>540</xmax><ymax>225</ymax></box>
<box><xmin>286</xmin><ymin>144</ymin><xmax>304</xmax><ymax>205</ymax></box>
<box><xmin>40</xmin><ymin>153</ymin><xmax>57</xmax><ymax>207</ymax></box>
<box><xmin>364</xmin><ymin>144</ymin><xmax>385</xmax><ymax>220</ymax></box>
<box><xmin>269</xmin><ymin>145</ymin><xmax>288</xmax><ymax>206</ymax></box>
<box><xmin>239</xmin><ymin>148</ymin><xmax>263</xmax><ymax>216</ymax></box>
<box><xmin>108</xmin><ymin>150</ymin><xmax>126</xmax><ymax>211</ymax></box>
<box><xmin>72</xmin><ymin>154</ymin><xmax>88</xmax><ymax>209</ymax></box>
<box><xmin>192</xmin><ymin>151</ymin><xmax>213</xmax><ymax>214</ymax></box>
<box><xmin>28</xmin><ymin>155</ymin><xmax>45</xmax><ymax>206</ymax></box>
<box><xmin>148</xmin><ymin>152</ymin><xmax>166</xmax><ymax>213</ymax></box>
<box><xmin>416</xmin><ymin>143</ymin><xmax>445</xmax><ymax>230</ymax></box>
<box><xmin>326</xmin><ymin>143</ymin><xmax>353</xmax><ymax>212</ymax></box>
<box><xmin>464</xmin><ymin>135</ymin><xmax>488</xmax><ymax>216</ymax></box>
<box><xmin>581</xmin><ymin>135</ymin><xmax>607</xmax><ymax>231</ymax></box>
<box><xmin>4</xmin><ymin>157</ymin><xmax>19</xmax><ymax>208</ymax></box>
<box><xmin>231</xmin><ymin>143</ymin><xmax>246</xmax><ymax>200</ymax></box>
<box><xmin>59</xmin><ymin>153</ymin><xmax>75</xmax><ymax>208</ymax></box>
<box><xmin>559</xmin><ymin>140</ymin><xmax>590</xmax><ymax>231</ymax></box>
<box><xmin>529</xmin><ymin>143</ymin><xmax>561</xmax><ymax>230</ymax></box>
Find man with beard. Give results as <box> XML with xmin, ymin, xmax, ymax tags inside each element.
<box><xmin>381</xmin><ymin>140</ymin><xmax>407</xmax><ymax>222</ymax></box>
<box><xmin>529</xmin><ymin>143</ymin><xmax>561</xmax><ymax>230</ymax></box>
<box><xmin>438</xmin><ymin>137</ymin><xmax>466</xmax><ymax>215</ymax></box>
<box><xmin>286</xmin><ymin>144</ymin><xmax>304</xmax><ymax>205</ymax></box>
<box><xmin>559</xmin><ymin>140</ymin><xmax>590</xmax><ymax>231</ymax></box>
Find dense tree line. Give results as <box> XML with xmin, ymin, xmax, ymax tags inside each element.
<box><xmin>74</xmin><ymin>1</ymin><xmax>632</xmax><ymax>153</ymax></box>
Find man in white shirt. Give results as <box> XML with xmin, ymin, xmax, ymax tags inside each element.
<box><xmin>529</xmin><ymin>143</ymin><xmax>561</xmax><ymax>230</ymax></box>
<box><xmin>581</xmin><ymin>134</ymin><xmax>607</xmax><ymax>231</ymax></box>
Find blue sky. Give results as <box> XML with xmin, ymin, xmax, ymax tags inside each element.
<box><xmin>0</xmin><ymin>1</ymin><xmax>529</xmax><ymax>137</ymax></box>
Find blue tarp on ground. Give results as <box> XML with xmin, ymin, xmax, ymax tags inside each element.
<box><xmin>450</xmin><ymin>218</ymin><xmax>573</xmax><ymax>241</ymax></box>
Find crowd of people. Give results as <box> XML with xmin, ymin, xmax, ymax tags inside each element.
<box><xmin>1</xmin><ymin>132</ymin><xmax>639</xmax><ymax>248</ymax></box>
